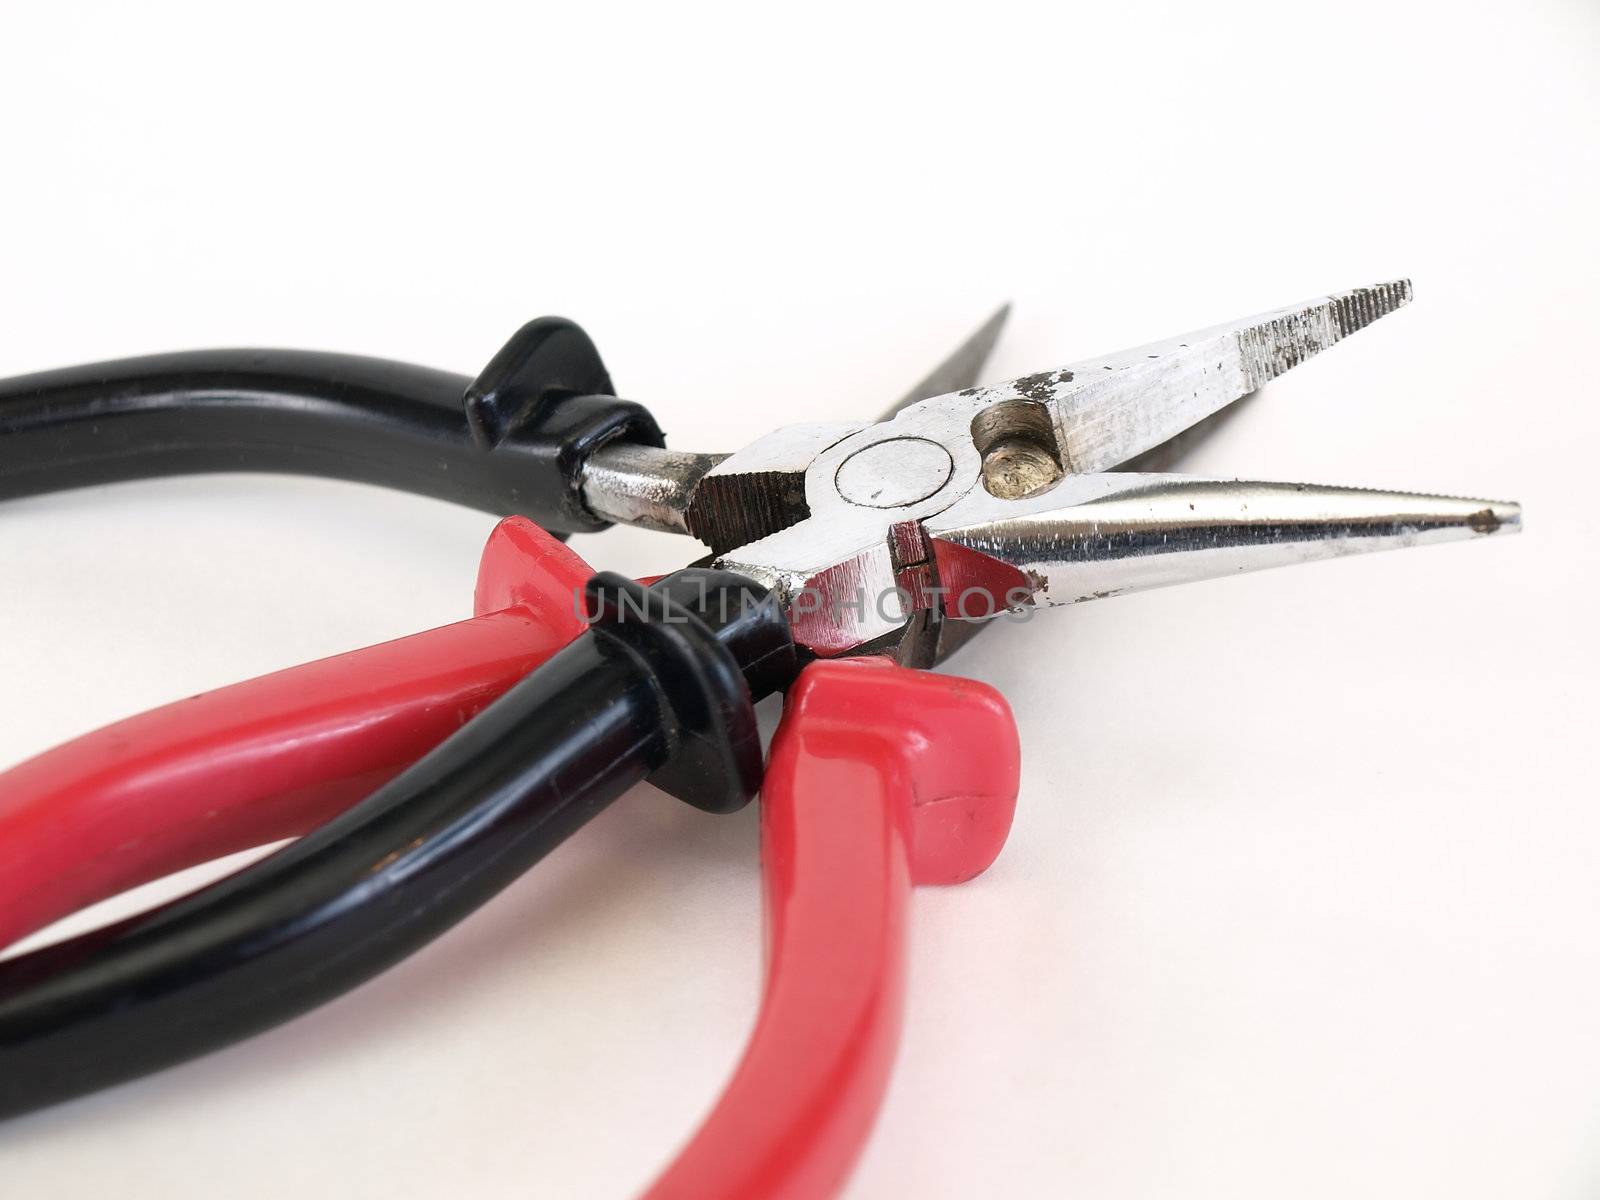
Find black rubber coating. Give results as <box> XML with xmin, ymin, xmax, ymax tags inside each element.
<box><xmin>463</xmin><ymin>318</ymin><xmax>664</xmax><ymax>531</ymax></box>
<box><xmin>0</xmin><ymin>569</ymin><xmax>796</xmax><ymax>1121</ymax></box>
<box><xmin>603</xmin><ymin>570</ymin><xmax>798</xmax><ymax>813</ymax></box>
<box><xmin>0</xmin><ymin>318</ymin><xmax>663</xmax><ymax>534</ymax></box>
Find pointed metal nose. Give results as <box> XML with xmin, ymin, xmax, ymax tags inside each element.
<box><xmin>1320</xmin><ymin>488</ymin><xmax>1521</xmax><ymax>542</ymax></box>
<box><xmin>922</xmin><ymin>475</ymin><xmax>1524</xmax><ymax>613</ymax></box>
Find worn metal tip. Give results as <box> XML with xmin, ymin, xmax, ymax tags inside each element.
<box><xmin>1330</xmin><ymin>279</ymin><xmax>1412</xmax><ymax>337</ymax></box>
<box><xmin>1470</xmin><ymin>498</ymin><xmax>1521</xmax><ymax>536</ymax></box>
<box><xmin>1414</xmin><ymin>492</ymin><xmax>1520</xmax><ymax>538</ymax></box>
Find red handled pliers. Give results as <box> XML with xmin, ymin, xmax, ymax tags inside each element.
<box><xmin>0</xmin><ymin>283</ymin><xmax>1520</xmax><ymax>1197</ymax></box>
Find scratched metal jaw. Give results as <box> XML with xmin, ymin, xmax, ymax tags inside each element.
<box><xmin>580</xmin><ymin>281</ymin><xmax>1521</xmax><ymax>664</ymax></box>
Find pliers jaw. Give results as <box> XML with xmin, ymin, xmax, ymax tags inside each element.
<box><xmin>584</xmin><ymin>280</ymin><xmax>1522</xmax><ymax>663</ymax></box>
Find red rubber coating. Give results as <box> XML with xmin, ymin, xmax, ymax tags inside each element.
<box><xmin>0</xmin><ymin>517</ymin><xmax>591</xmax><ymax>949</ymax></box>
<box><xmin>645</xmin><ymin>657</ymin><xmax>1020</xmax><ymax>1200</ymax></box>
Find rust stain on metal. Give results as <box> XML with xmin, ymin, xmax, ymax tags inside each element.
<box><xmin>1467</xmin><ymin>507</ymin><xmax>1503</xmax><ymax>534</ymax></box>
<box><xmin>1009</xmin><ymin>369</ymin><xmax>1074</xmax><ymax>403</ymax></box>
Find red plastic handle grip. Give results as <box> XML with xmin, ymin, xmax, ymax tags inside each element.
<box><xmin>645</xmin><ymin>657</ymin><xmax>1020</xmax><ymax>1200</ymax></box>
<box><xmin>0</xmin><ymin>518</ymin><xmax>1024</xmax><ymax>1199</ymax></box>
<box><xmin>0</xmin><ymin>517</ymin><xmax>591</xmax><ymax>948</ymax></box>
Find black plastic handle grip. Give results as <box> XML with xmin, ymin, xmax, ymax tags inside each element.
<box><xmin>0</xmin><ymin>570</ymin><xmax>795</xmax><ymax>1120</ymax></box>
<box><xmin>0</xmin><ymin>319</ymin><xmax>663</xmax><ymax>533</ymax></box>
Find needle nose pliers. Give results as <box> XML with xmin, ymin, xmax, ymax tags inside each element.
<box><xmin>0</xmin><ymin>282</ymin><xmax>1521</xmax><ymax>1198</ymax></box>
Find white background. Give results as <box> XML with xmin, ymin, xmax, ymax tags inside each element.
<box><xmin>1</xmin><ymin>3</ymin><xmax>1596</xmax><ymax>1197</ymax></box>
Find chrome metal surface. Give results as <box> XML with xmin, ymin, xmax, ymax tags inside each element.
<box><xmin>924</xmin><ymin>476</ymin><xmax>1521</xmax><ymax>610</ymax></box>
<box><xmin>580</xmin><ymin>443</ymin><xmax>725</xmax><ymax>534</ymax></box>
<box><xmin>711</xmin><ymin>280</ymin><xmax>1521</xmax><ymax>658</ymax></box>
<box><xmin>947</xmin><ymin>280</ymin><xmax>1413</xmax><ymax>476</ymax></box>
<box><xmin>1113</xmin><ymin>397</ymin><xmax>1254</xmax><ymax>474</ymax></box>
<box><xmin>578</xmin><ymin>307</ymin><xmax>1008</xmax><ymax>544</ymax></box>
<box><xmin>578</xmin><ymin>280</ymin><xmax>1519</xmax><ymax>662</ymax></box>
